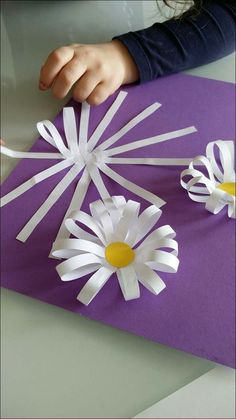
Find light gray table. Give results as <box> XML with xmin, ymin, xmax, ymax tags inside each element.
<box><xmin>1</xmin><ymin>2</ymin><xmax>235</xmax><ymax>418</ymax></box>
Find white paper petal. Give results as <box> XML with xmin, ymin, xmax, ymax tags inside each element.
<box><xmin>77</xmin><ymin>266</ymin><xmax>115</xmax><ymax>305</ymax></box>
<box><xmin>52</xmin><ymin>238</ymin><xmax>105</xmax><ymax>259</ymax></box>
<box><xmin>89</xmin><ymin>199</ymin><xmax>114</xmax><ymax>243</ymax></box>
<box><xmin>56</xmin><ymin>253</ymin><xmax>102</xmax><ymax>281</ymax></box>
<box><xmin>228</xmin><ymin>200</ymin><xmax>236</xmax><ymax>218</ymax></box>
<box><xmin>137</xmin><ymin>225</ymin><xmax>176</xmax><ymax>252</ymax></box>
<box><xmin>103</xmin><ymin>196</ymin><xmax>126</xmax><ymax>230</ymax></box>
<box><xmin>65</xmin><ymin>210</ymin><xmax>106</xmax><ymax>245</ymax></box>
<box><xmin>115</xmin><ymin>200</ymin><xmax>140</xmax><ymax>242</ymax></box>
<box><xmin>189</xmin><ymin>155</ymin><xmax>216</xmax><ymax>185</ymax></box>
<box><xmin>135</xmin><ymin>263</ymin><xmax>166</xmax><ymax>295</ymax></box>
<box><xmin>146</xmin><ymin>250</ymin><xmax>179</xmax><ymax>273</ymax></box>
<box><xmin>205</xmin><ymin>188</ymin><xmax>234</xmax><ymax>215</ymax></box>
<box><xmin>131</xmin><ymin>205</ymin><xmax>162</xmax><ymax>246</ymax></box>
<box><xmin>206</xmin><ymin>140</ymin><xmax>235</xmax><ymax>183</ymax></box>
<box><xmin>117</xmin><ymin>266</ymin><xmax>140</xmax><ymax>301</ymax></box>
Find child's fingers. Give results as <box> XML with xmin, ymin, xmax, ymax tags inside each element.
<box><xmin>86</xmin><ymin>83</ymin><xmax>111</xmax><ymax>106</ymax></box>
<box><xmin>0</xmin><ymin>139</ymin><xmax>6</xmax><ymax>145</ymax></box>
<box><xmin>52</xmin><ymin>59</ymin><xmax>87</xmax><ymax>99</ymax></box>
<box><xmin>72</xmin><ymin>71</ymin><xmax>102</xmax><ymax>102</ymax></box>
<box><xmin>39</xmin><ymin>46</ymin><xmax>74</xmax><ymax>90</ymax></box>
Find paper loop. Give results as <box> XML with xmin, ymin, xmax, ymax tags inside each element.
<box><xmin>56</xmin><ymin>253</ymin><xmax>103</xmax><ymax>282</ymax></box>
<box><xmin>206</xmin><ymin>140</ymin><xmax>235</xmax><ymax>183</ymax></box>
<box><xmin>135</xmin><ymin>263</ymin><xmax>166</xmax><ymax>295</ymax></box>
<box><xmin>77</xmin><ymin>266</ymin><xmax>116</xmax><ymax>305</ymax></box>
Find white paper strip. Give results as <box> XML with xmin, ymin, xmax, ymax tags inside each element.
<box><xmin>97</xmin><ymin>102</ymin><xmax>162</xmax><ymax>151</ymax></box>
<box><xmin>78</xmin><ymin>101</ymin><xmax>90</xmax><ymax>149</ymax></box>
<box><xmin>52</xmin><ymin>168</ymin><xmax>91</xmax><ymax>246</ymax></box>
<box><xmin>37</xmin><ymin>119</ymin><xmax>71</xmax><ymax>157</ymax></box>
<box><xmin>63</xmin><ymin>107</ymin><xmax>80</xmax><ymax>156</ymax></box>
<box><xmin>104</xmin><ymin>157</ymin><xmax>194</xmax><ymax>166</ymax></box>
<box><xmin>98</xmin><ymin>163</ymin><xmax>166</xmax><ymax>208</ymax></box>
<box><xmin>1</xmin><ymin>159</ymin><xmax>73</xmax><ymax>207</ymax></box>
<box><xmin>0</xmin><ymin>145</ymin><xmax>63</xmax><ymax>160</ymax></box>
<box><xmin>17</xmin><ymin>162</ymin><xmax>84</xmax><ymax>242</ymax></box>
<box><xmin>135</xmin><ymin>263</ymin><xmax>166</xmax><ymax>295</ymax></box>
<box><xmin>117</xmin><ymin>266</ymin><xmax>140</xmax><ymax>301</ymax></box>
<box><xmin>87</xmin><ymin>91</ymin><xmax>127</xmax><ymax>151</ymax></box>
<box><xmin>77</xmin><ymin>266</ymin><xmax>115</xmax><ymax>305</ymax></box>
<box><xmin>105</xmin><ymin>126</ymin><xmax>197</xmax><ymax>157</ymax></box>
<box><xmin>88</xmin><ymin>164</ymin><xmax>111</xmax><ymax>201</ymax></box>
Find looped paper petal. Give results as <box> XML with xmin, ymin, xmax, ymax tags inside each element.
<box><xmin>180</xmin><ymin>140</ymin><xmax>236</xmax><ymax>218</ymax></box>
<box><xmin>1</xmin><ymin>91</ymin><xmax>197</xmax><ymax>253</ymax></box>
<box><xmin>52</xmin><ymin>196</ymin><xmax>179</xmax><ymax>305</ymax></box>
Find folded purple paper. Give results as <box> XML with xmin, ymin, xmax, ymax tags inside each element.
<box><xmin>1</xmin><ymin>74</ymin><xmax>235</xmax><ymax>368</ymax></box>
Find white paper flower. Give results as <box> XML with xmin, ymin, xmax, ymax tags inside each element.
<box><xmin>180</xmin><ymin>140</ymin><xmax>235</xmax><ymax>218</ymax></box>
<box><xmin>1</xmin><ymin>91</ymin><xmax>196</xmax><ymax>248</ymax></box>
<box><xmin>52</xmin><ymin>196</ymin><xmax>179</xmax><ymax>305</ymax></box>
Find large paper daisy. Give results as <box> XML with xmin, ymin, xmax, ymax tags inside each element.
<box><xmin>52</xmin><ymin>196</ymin><xmax>179</xmax><ymax>305</ymax></box>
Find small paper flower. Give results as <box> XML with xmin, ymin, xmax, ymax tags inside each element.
<box><xmin>52</xmin><ymin>196</ymin><xmax>179</xmax><ymax>305</ymax></box>
<box><xmin>180</xmin><ymin>140</ymin><xmax>235</xmax><ymax>218</ymax></box>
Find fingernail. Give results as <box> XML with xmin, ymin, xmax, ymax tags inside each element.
<box><xmin>39</xmin><ymin>81</ymin><xmax>47</xmax><ymax>90</ymax></box>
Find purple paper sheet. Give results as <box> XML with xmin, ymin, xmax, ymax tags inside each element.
<box><xmin>1</xmin><ymin>74</ymin><xmax>235</xmax><ymax>368</ymax></box>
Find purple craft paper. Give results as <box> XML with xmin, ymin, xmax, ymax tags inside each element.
<box><xmin>1</xmin><ymin>74</ymin><xmax>235</xmax><ymax>368</ymax></box>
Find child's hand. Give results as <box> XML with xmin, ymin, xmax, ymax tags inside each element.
<box><xmin>39</xmin><ymin>41</ymin><xmax>139</xmax><ymax>105</ymax></box>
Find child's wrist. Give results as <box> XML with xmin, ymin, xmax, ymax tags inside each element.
<box><xmin>111</xmin><ymin>40</ymin><xmax>139</xmax><ymax>84</ymax></box>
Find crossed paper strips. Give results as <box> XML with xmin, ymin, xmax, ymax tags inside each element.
<box><xmin>1</xmin><ymin>91</ymin><xmax>235</xmax><ymax>304</ymax></box>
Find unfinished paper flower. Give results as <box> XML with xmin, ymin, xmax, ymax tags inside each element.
<box><xmin>180</xmin><ymin>140</ymin><xmax>235</xmax><ymax>218</ymax></box>
<box><xmin>52</xmin><ymin>196</ymin><xmax>179</xmax><ymax>305</ymax></box>
<box><xmin>0</xmin><ymin>91</ymin><xmax>196</xmax><ymax>247</ymax></box>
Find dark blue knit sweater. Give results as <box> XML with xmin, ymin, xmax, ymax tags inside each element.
<box><xmin>115</xmin><ymin>0</ymin><xmax>236</xmax><ymax>82</ymax></box>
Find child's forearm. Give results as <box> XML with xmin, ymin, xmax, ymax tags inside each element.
<box><xmin>114</xmin><ymin>0</ymin><xmax>236</xmax><ymax>83</ymax></box>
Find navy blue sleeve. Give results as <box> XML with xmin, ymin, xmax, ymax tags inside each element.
<box><xmin>114</xmin><ymin>1</ymin><xmax>236</xmax><ymax>83</ymax></box>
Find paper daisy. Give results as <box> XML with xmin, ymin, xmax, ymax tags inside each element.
<box><xmin>1</xmin><ymin>91</ymin><xmax>196</xmax><ymax>248</ymax></box>
<box><xmin>52</xmin><ymin>196</ymin><xmax>179</xmax><ymax>305</ymax></box>
<box><xmin>180</xmin><ymin>140</ymin><xmax>235</xmax><ymax>218</ymax></box>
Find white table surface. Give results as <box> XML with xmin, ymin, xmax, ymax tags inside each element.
<box><xmin>1</xmin><ymin>2</ymin><xmax>235</xmax><ymax>418</ymax></box>
<box><xmin>134</xmin><ymin>366</ymin><xmax>236</xmax><ymax>419</ymax></box>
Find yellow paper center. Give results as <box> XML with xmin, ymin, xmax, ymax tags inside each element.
<box><xmin>217</xmin><ymin>182</ymin><xmax>236</xmax><ymax>196</ymax></box>
<box><xmin>105</xmin><ymin>242</ymin><xmax>135</xmax><ymax>268</ymax></box>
